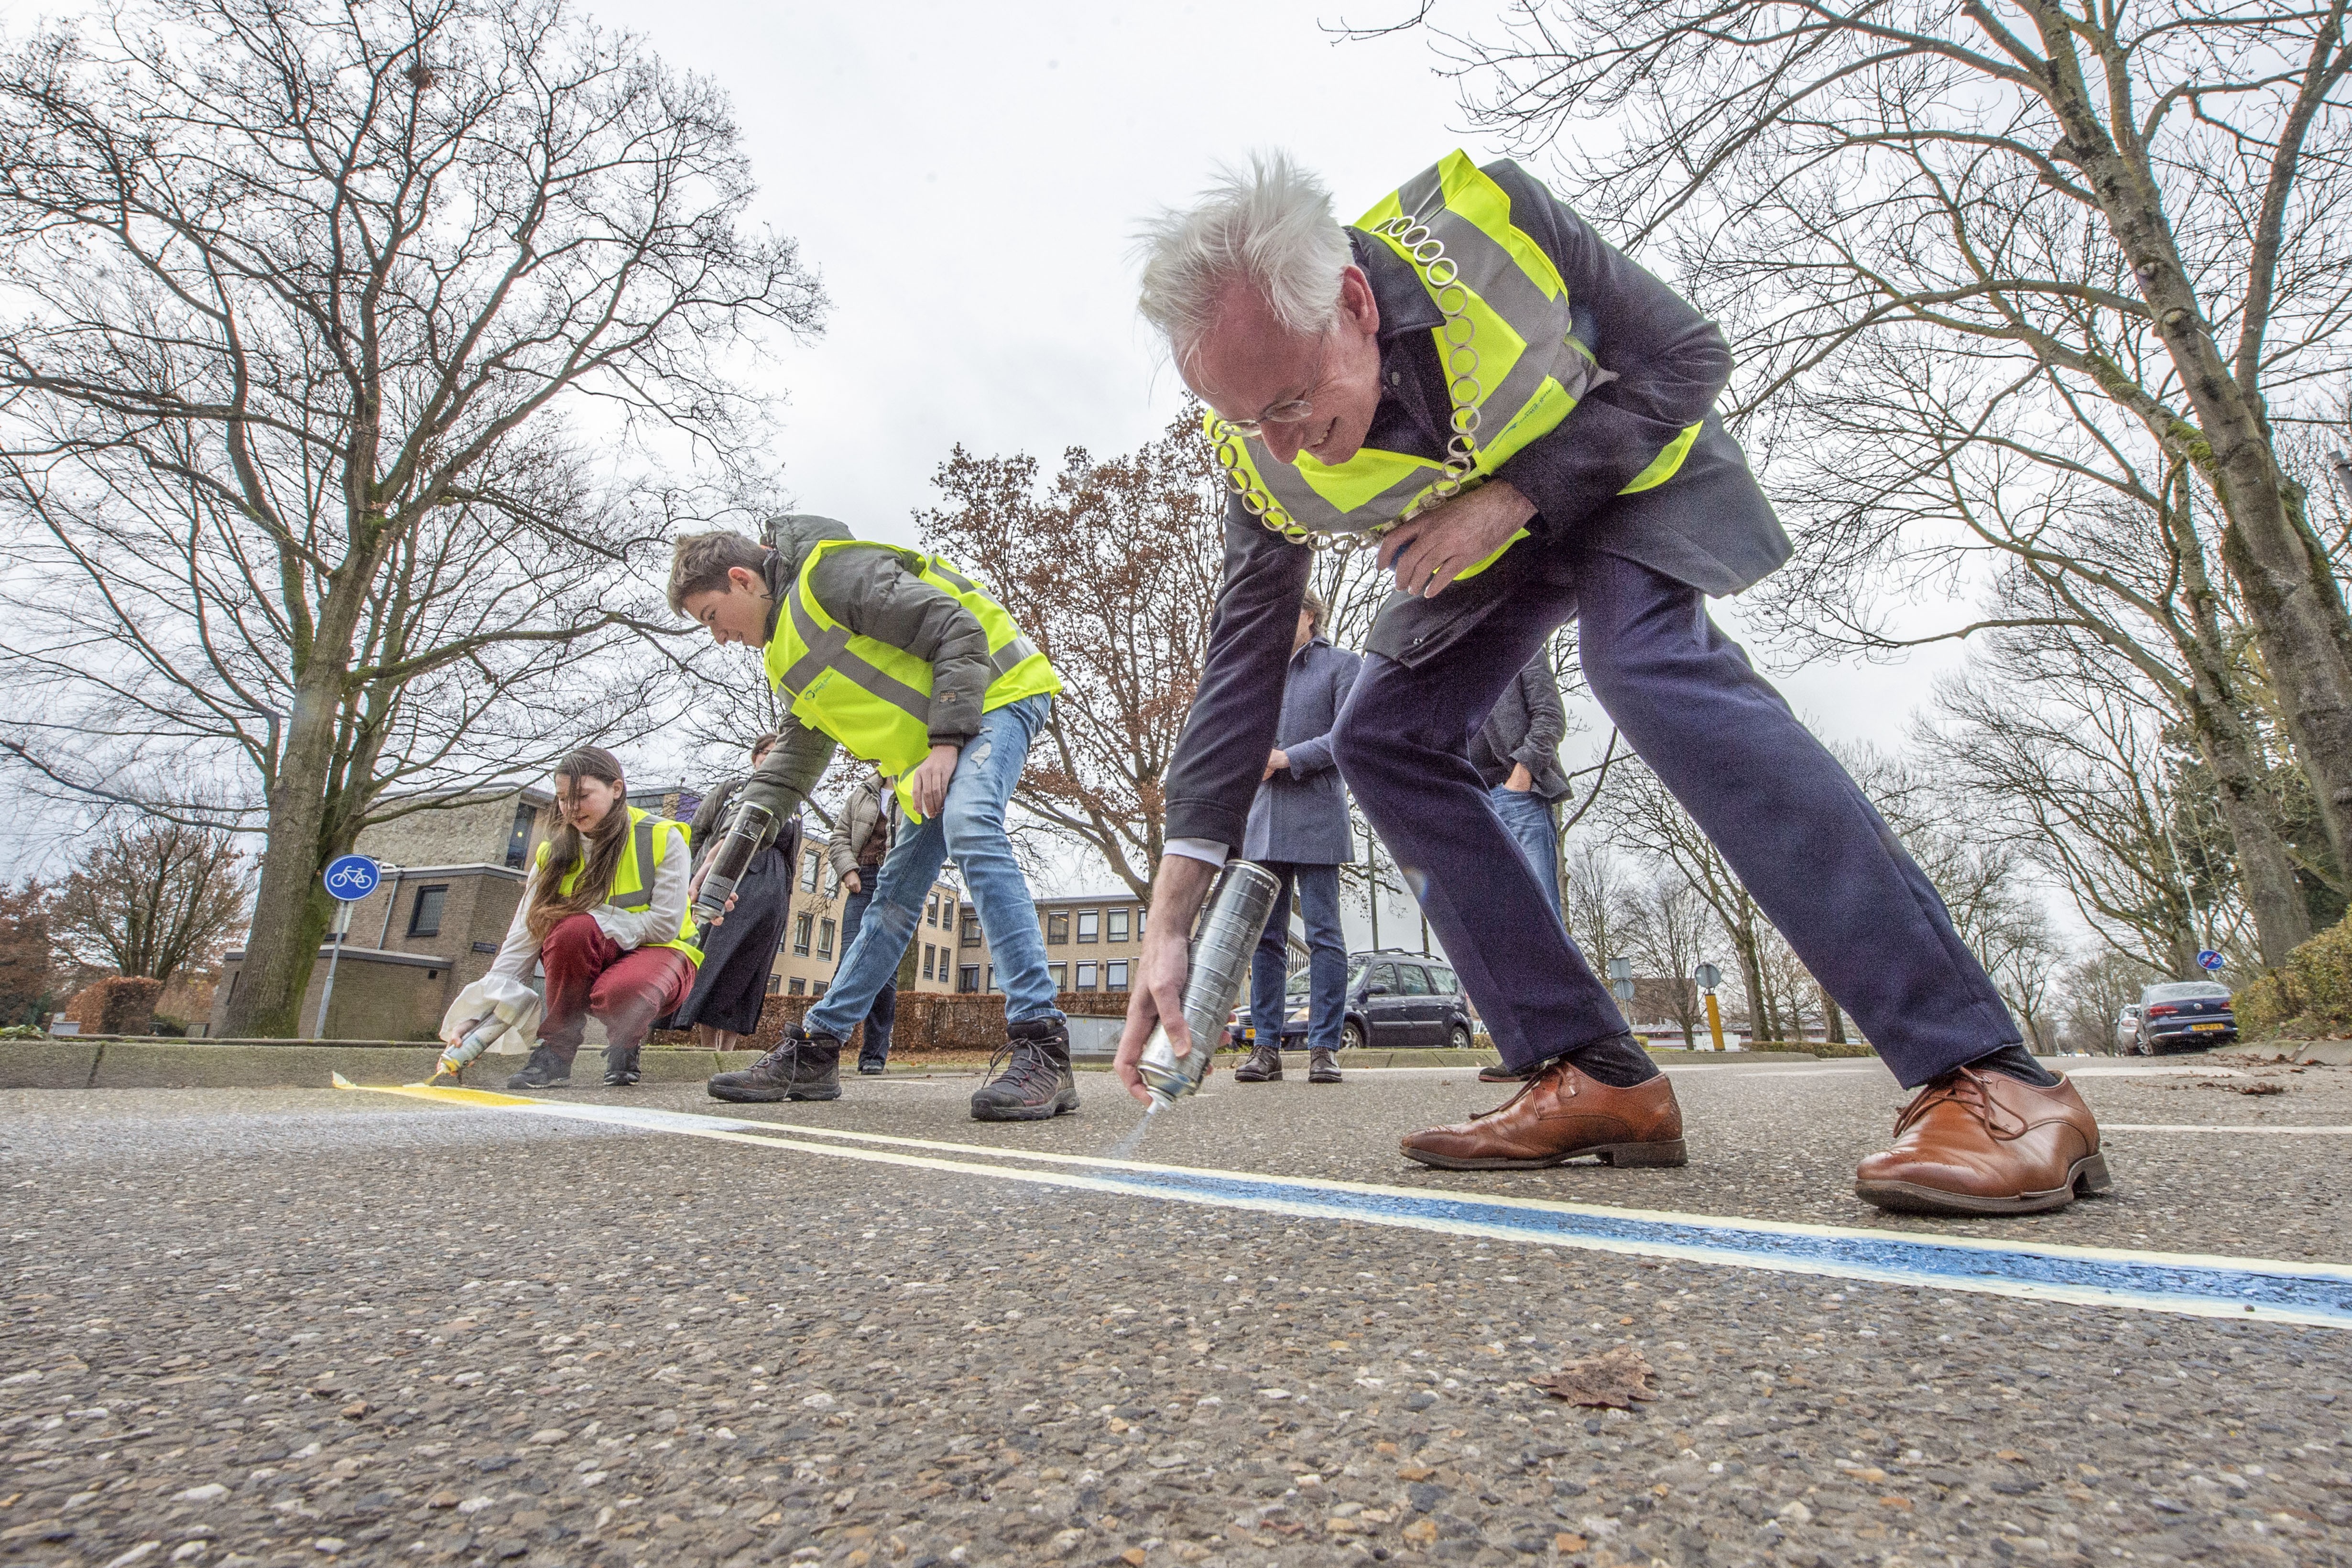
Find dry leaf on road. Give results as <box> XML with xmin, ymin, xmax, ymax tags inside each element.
<box><xmin>1529</xmin><ymin>1346</ymin><xmax>1659</xmax><ymax>1409</ymax></box>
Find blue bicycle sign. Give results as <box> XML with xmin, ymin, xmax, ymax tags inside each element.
<box><xmin>323</xmin><ymin>855</ymin><xmax>381</xmax><ymax>901</ymax></box>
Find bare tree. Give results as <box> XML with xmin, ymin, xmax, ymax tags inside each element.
<box><xmin>2057</xmin><ymin>949</ymin><xmax>2165</xmax><ymax>1054</ymax></box>
<box><xmin>1916</xmin><ymin>635</ymin><xmax>2238</xmax><ymax>978</ymax></box>
<box><xmin>0</xmin><ymin>0</ymin><xmax>821</xmax><ymax>1034</ymax></box>
<box><xmin>1389</xmin><ymin>0</ymin><xmax>2352</xmax><ymax>877</ymax></box>
<box><xmin>919</xmin><ymin>411</ymin><xmax>1226</xmax><ymax>900</ymax></box>
<box><xmin>1619</xmin><ymin>872</ymin><xmax>1711</xmax><ymax>1045</ymax></box>
<box><xmin>54</xmin><ymin>821</ymin><xmax>251</xmax><ymax>988</ymax></box>
<box><xmin>0</xmin><ymin>879</ymin><xmax>67</xmax><ymax>1027</ymax></box>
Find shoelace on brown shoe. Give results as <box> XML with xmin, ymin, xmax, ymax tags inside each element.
<box><xmin>1469</xmin><ymin>1060</ymin><xmax>1572</xmax><ymax>1122</ymax></box>
<box><xmin>1892</xmin><ymin>1067</ymin><xmax>2029</xmax><ymax>1142</ymax></box>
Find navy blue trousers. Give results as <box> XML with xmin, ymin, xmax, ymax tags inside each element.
<box><xmin>1331</xmin><ymin>548</ymin><xmax>2017</xmax><ymax>1088</ymax></box>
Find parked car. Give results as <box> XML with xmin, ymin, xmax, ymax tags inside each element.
<box><xmin>2125</xmin><ymin>981</ymin><xmax>2236</xmax><ymax>1055</ymax></box>
<box><xmin>2112</xmin><ymin>1003</ymin><xmax>2142</xmax><ymax>1055</ymax></box>
<box><xmin>1230</xmin><ymin>949</ymin><xmax>1478</xmax><ymax>1051</ymax></box>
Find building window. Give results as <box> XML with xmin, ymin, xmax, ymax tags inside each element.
<box><xmin>1107</xmin><ymin>909</ymin><xmax>1129</xmax><ymax>943</ymax></box>
<box><xmin>793</xmin><ymin>913</ymin><xmax>813</xmax><ymax>956</ymax></box>
<box><xmin>1046</xmin><ymin>911</ymin><xmax>1069</xmax><ymax>945</ymax></box>
<box><xmin>812</xmin><ymin>980</ymin><xmax>829</xmax><ymax>996</ymax></box>
<box><xmin>506</xmin><ymin>803</ymin><xmax>535</xmax><ymax>869</ymax></box>
<box><xmin>824</xmin><ymin>864</ymin><xmax>840</xmax><ymax>896</ymax></box>
<box><xmin>1049</xmin><ymin>961</ymin><xmax>1067</xmax><ymax>990</ymax></box>
<box><xmin>1076</xmin><ymin>910</ymin><xmax>1099</xmax><ymax>943</ymax></box>
<box><xmin>958</xmin><ymin>964</ymin><xmax>980</xmax><ymax>993</ymax></box>
<box><xmin>922</xmin><ymin>944</ymin><xmax>935</xmax><ymax>980</ymax></box>
<box><xmin>788</xmin><ymin>976</ymin><xmax>806</xmax><ymax>995</ymax></box>
<box><xmin>1076</xmin><ymin>962</ymin><xmax>1098</xmax><ymax>990</ymax></box>
<box><xmin>801</xmin><ymin>849</ymin><xmax>820</xmax><ymax>892</ymax></box>
<box><xmin>767</xmin><ymin>973</ymin><xmax>782</xmax><ymax>993</ymax></box>
<box><xmin>985</xmin><ymin>965</ymin><xmax>995</xmax><ymax>992</ymax></box>
<box><xmin>1136</xmin><ymin>905</ymin><xmax>1146</xmax><ymax>936</ymax></box>
<box><xmin>930</xmin><ymin>895</ymin><xmax>943</xmax><ymax>928</ymax></box>
<box><xmin>817</xmin><ymin>918</ymin><xmax>836</xmax><ymax>959</ymax></box>
<box><xmin>408</xmin><ymin>885</ymin><xmax>448</xmax><ymax>937</ymax></box>
<box><xmin>961</xmin><ymin>914</ymin><xmax>981</xmax><ymax>948</ymax></box>
<box><xmin>1107</xmin><ymin>960</ymin><xmax>1130</xmax><ymax>990</ymax></box>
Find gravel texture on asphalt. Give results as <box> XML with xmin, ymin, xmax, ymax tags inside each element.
<box><xmin>2</xmin><ymin>1058</ymin><xmax>2348</xmax><ymax>1568</ymax></box>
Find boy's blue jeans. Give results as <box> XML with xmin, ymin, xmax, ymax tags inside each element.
<box><xmin>806</xmin><ymin>696</ymin><xmax>1062</xmax><ymax>1039</ymax></box>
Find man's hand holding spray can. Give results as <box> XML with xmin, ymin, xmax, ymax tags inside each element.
<box><xmin>1115</xmin><ymin>860</ymin><xmax>1281</xmax><ymax>1114</ymax></box>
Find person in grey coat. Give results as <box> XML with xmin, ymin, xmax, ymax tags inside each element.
<box><xmin>1236</xmin><ymin>588</ymin><xmax>1361</xmax><ymax>1086</ymax></box>
<box><xmin>1470</xmin><ymin>652</ymin><xmax>1572</xmax><ymax>920</ymax></box>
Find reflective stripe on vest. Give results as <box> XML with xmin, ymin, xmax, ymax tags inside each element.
<box><xmin>1209</xmin><ymin>151</ymin><xmax>1702</xmax><ymax>555</ymax></box>
<box><xmin>762</xmin><ymin>540</ymin><xmax>1062</xmax><ymax>820</ymax></box>
<box><xmin>537</xmin><ymin>805</ymin><xmax>702</xmax><ymax>966</ymax></box>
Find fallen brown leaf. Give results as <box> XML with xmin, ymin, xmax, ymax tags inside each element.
<box><xmin>1528</xmin><ymin>1345</ymin><xmax>1659</xmax><ymax>1409</ymax></box>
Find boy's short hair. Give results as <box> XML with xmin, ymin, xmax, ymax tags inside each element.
<box><xmin>666</xmin><ymin>531</ymin><xmax>770</xmax><ymax>615</ymax></box>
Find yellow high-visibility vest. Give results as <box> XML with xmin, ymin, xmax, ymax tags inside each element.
<box><xmin>1209</xmin><ymin>150</ymin><xmax>1704</xmax><ymax>576</ymax></box>
<box><xmin>762</xmin><ymin>540</ymin><xmax>1062</xmax><ymax>821</ymax></box>
<box><xmin>536</xmin><ymin>805</ymin><xmax>702</xmax><ymax>967</ymax></box>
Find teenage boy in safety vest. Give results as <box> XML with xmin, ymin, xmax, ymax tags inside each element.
<box><xmin>667</xmin><ymin>515</ymin><xmax>1074</xmax><ymax>1122</ymax></box>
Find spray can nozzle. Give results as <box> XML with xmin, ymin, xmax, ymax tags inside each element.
<box><xmin>1134</xmin><ymin>860</ymin><xmax>1281</xmax><ymax>1109</ymax></box>
<box><xmin>692</xmin><ymin>801</ymin><xmax>777</xmax><ymax>924</ymax></box>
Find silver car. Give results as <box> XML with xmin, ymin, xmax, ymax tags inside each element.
<box><xmin>2112</xmin><ymin>1003</ymin><xmax>2142</xmax><ymax>1055</ymax></box>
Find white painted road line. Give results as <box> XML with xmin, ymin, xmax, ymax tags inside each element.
<box><xmin>2103</xmin><ymin>1123</ymin><xmax>2352</xmax><ymax>1135</ymax></box>
<box><xmin>332</xmin><ymin>1077</ymin><xmax>2352</xmax><ymax>1329</ymax></box>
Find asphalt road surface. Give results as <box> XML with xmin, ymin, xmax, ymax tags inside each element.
<box><xmin>4</xmin><ymin>1056</ymin><xmax>2349</xmax><ymax>1568</ymax></box>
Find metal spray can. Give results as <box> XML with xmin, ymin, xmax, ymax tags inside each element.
<box><xmin>1135</xmin><ymin>860</ymin><xmax>1281</xmax><ymax>1107</ymax></box>
<box><xmin>692</xmin><ymin>801</ymin><xmax>777</xmax><ymax>925</ymax></box>
<box><xmin>436</xmin><ymin>1015</ymin><xmax>510</xmax><ymax>1079</ymax></box>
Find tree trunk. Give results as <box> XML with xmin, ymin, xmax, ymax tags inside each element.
<box><xmin>219</xmin><ymin>672</ymin><xmax>347</xmax><ymax>1037</ymax></box>
<box><xmin>1822</xmin><ymin>988</ymin><xmax>1847</xmax><ymax>1044</ymax></box>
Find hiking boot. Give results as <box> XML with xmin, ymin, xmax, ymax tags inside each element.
<box><xmin>603</xmin><ymin>1045</ymin><xmax>641</xmax><ymax>1088</ymax></box>
<box><xmin>858</xmin><ymin>1060</ymin><xmax>887</xmax><ymax>1075</ymax></box>
<box><xmin>970</xmin><ymin>1016</ymin><xmax>1078</xmax><ymax>1122</ymax></box>
<box><xmin>1232</xmin><ymin>1042</ymin><xmax>1284</xmax><ymax>1082</ymax></box>
<box><xmin>506</xmin><ymin>1047</ymin><xmax>572</xmax><ymax>1091</ymax></box>
<box><xmin>707</xmin><ymin>1027</ymin><xmax>843</xmax><ymax>1103</ymax></box>
<box><xmin>1308</xmin><ymin>1048</ymin><xmax>1343</xmax><ymax>1084</ymax></box>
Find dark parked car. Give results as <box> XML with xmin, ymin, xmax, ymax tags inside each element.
<box><xmin>2126</xmin><ymin>980</ymin><xmax>2236</xmax><ymax>1054</ymax></box>
<box><xmin>1230</xmin><ymin>949</ymin><xmax>1478</xmax><ymax>1051</ymax></box>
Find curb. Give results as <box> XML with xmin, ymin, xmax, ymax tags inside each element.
<box><xmin>0</xmin><ymin>1040</ymin><xmax>1840</xmax><ymax>1092</ymax></box>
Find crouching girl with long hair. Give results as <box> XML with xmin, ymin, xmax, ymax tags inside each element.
<box><xmin>476</xmin><ymin>745</ymin><xmax>701</xmax><ymax>1089</ymax></box>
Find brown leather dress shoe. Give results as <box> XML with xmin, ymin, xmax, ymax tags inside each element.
<box><xmin>1401</xmin><ymin>1061</ymin><xmax>1687</xmax><ymax>1170</ymax></box>
<box><xmin>1855</xmin><ymin>1067</ymin><xmax>2111</xmax><ymax>1216</ymax></box>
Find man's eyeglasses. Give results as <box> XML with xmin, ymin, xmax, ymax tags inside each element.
<box><xmin>1220</xmin><ymin>333</ymin><xmax>1332</xmax><ymax>438</ymax></box>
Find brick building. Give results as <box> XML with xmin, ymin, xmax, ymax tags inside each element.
<box><xmin>769</xmin><ymin>836</ymin><xmax>960</xmax><ymax>1001</ymax></box>
<box><xmin>947</xmin><ymin>890</ymin><xmax>1148</xmax><ymax>997</ymax></box>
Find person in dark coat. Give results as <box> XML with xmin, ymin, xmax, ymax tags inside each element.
<box><xmin>663</xmin><ymin>734</ymin><xmax>800</xmax><ymax>1053</ymax></box>
<box><xmin>825</xmin><ymin>768</ymin><xmax>900</xmax><ymax>1074</ymax></box>
<box><xmin>1471</xmin><ymin>651</ymin><xmax>1572</xmax><ymax>920</ymax></box>
<box><xmin>1115</xmin><ymin>151</ymin><xmax>2103</xmax><ymax>1220</ymax></box>
<box><xmin>1235</xmin><ymin>588</ymin><xmax>1360</xmax><ymax>1086</ymax></box>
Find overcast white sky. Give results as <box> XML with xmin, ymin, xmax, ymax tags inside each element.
<box><xmin>572</xmin><ymin>0</ymin><xmax>1971</xmax><ymax>934</ymax></box>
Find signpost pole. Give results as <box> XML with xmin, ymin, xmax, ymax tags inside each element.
<box><xmin>314</xmin><ymin>899</ymin><xmax>352</xmax><ymax>1039</ymax></box>
<box><xmin>1695</xmin><ymin>962</ymin><xmax>1726</xmax><ymax>1052</ymax></box>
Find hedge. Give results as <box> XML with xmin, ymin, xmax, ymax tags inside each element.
<box><xmin>2234</xmin><ymin>914</ymin><xmax>2352</xmax><ymax>1037</ymax></box>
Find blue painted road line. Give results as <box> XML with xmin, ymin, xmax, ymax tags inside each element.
<box><xmin>333</xmin><ymin>1078</ymin><xmax>2352</xmax><ymax>1330</ymax></box>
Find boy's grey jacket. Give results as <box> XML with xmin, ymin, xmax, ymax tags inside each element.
<box><xmin>1241</xmin><ymin>635</ymin><xmax>1361</xmax><ymax>866</ymax></box>
<box><xmin>1469</xmin><ymin>653</ymin><xmax>1571</xmax><ymax>802</ymax></box>
<box><xmin>740</xmin><ymin>513</ymin><xmax>999</xmax><ymax>837</ymax></box>
<box><xmin>1162</xmin><ymin>157</ymin><xmax>1791</xmax><ymax>852</ymax></box>
<box><xmin>825</xmin><ymin>771</ymin><xmax>898</xmax><ymax>881</ymax></box>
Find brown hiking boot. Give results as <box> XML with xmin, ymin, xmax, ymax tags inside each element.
<box><xmin>1232</xmin><ymin>1042</ymin><xmax>1284</xmax><ymax>1082</ymax></box>
<box><xmin>707</xmin><ymin>1027</ymin><xmax>842</xmax><ymax>1103</ymax></box>
<box><xmin>1401</xmin><ymin>1060</ymin><xmax>1687</xmax><ymax>1170</ymax></box>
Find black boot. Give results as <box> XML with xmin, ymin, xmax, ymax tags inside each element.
<box><xmin>1308</xmin><ymin>1048</ymin><xmax>1343</xmax><ymax>1084</ymax></box>
<box><xmin>506</xmin><ymin>1047</ymin><xmax>572</xmax><ymax>1090</ymax></box>
<box><xmin>970</xmin><ymin>1017</ymin><xmax>1078</xmax><ymax>1122</ymax></box>
<box><xmin>1233</xmin><ymin>1042</ymin><xmax>1284</xmax><ymax>1082</ymax></box>
<box><xmin>603</xmin><ymin>1045</ymin><xmax>642</xmax><ymax>1087</ymax></box>
<box><xmin>706</xmin><ymin>1027</ymin><xmax>843</xmax><ymax>1103</ymax></box>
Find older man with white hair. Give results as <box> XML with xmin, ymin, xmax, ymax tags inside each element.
<box><xmin>1111</xmin><ymin>152</ymin><xmax>2108</xmax><ymax>1218</ymax></box>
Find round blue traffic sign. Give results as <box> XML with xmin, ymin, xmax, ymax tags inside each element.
<box><xmin>2197</xmin><ymin>949</ymin><xmax>2224</xmax><ymax>972</ymax></box>
<box><xmin>323</xmin><ymin>854</ymin><xmax>381</xmax><ymax>901</ymax></box>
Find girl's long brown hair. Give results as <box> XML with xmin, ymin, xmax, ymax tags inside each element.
<box><xmin>529</xmin><ymin>746</ymin><xmax>632</xmax><ymax>941</ymax></box>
